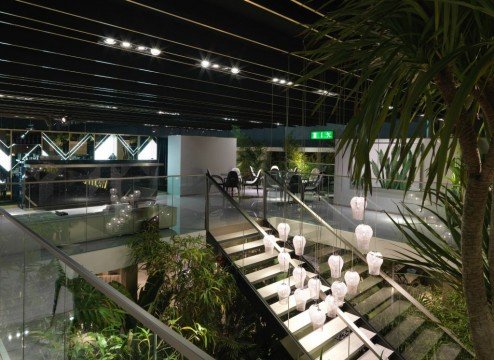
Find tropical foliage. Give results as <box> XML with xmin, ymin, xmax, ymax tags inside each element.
<box><xmin>232</xmin><ymin>126</ymin><xmax>267</xmax><ymax>176</ymax></box>
<box><xmin>304</xmin><ymin>1</ymin><xmax>494</xmax><ymax>357</ymax></box>
<box><xmin>370</xmin><ymin>146</ymin><xmax>413</xmax><ymax>190</ymax></box>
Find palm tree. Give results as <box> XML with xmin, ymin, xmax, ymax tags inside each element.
<box><xmin>303</xmin><ymin>1</ymin><xmax>494</xmax><ymax>358</ymax></box>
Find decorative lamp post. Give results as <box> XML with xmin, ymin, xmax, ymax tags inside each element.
<box><xmin>294</xmin><ymin>288</ymin><xmax>310</xmax><ymax>311</ymax></box>
<box><xmin>344</xmin><ymin>270</ymin><xmax>360</xmax><ymax>295</ymax></box>
<box><xmin>355</xmin><ymin>224</ymin><xmax>373</xmax><ymax>253</ymax></box>
<box><xmin>367</xmin><ymin>252</ymin><xmax>383</xmax><ymax>275</ymax></box>
<box><xmin>278</xmin><ymin>250</ymin><xmax>291</xmax><ymax>272</ymax></box>
<box><xmin>331</xmin><ymin>281</ymin><xmax>348</xmax><ymax>307</ymax></box>
<box><xmin>277</xmin><ymin>282</ymin><xmax>291</xmax><ymax>304</ymax></box>
<box><xmin>277</xmin><ymin>222</ymin><xmax>290</xmax><ymax>242</ymax></box>
<box><xmin>328</xmin><ymin>255</ymin><xmax>344</xmax><ymax>278</ymax></box>
<box><xmin>350</xmin><ymin>196</ymin><xmax>366</xmax><ymax>220</ymax></box>
<box><xmin>263</xmin><ymin>235</ymin><xmax>275</xmax><ymax>254</ymax></box>
<box><xmin>325</xmin><ymin>295</ymin><xmax>338</xmax><ymax>318</ymax></box>
<box><xmin>309</xmin><ymin>304</ymin><xmax>326</xmax><ymax>331</ymax></box>
<box><xmin>293</xmin><ymin>266</ymin><xmax>307</xmax><ymax>289</ymax></box>
<box><xmin>292</xmin><ymin>235</ymin><xmax>306</xmax><ymax>256</ymax></box>
<box><xmin>308</xmin><ymin>277</ymin><xmax>321</xmax><ymax>299</ymax></box>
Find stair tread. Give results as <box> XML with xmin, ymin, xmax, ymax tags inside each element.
<box><xmin>234</xmin><ymin>249</ymin><xmax>293</xmax><ymax>268</ymax></box>
<box><xmin>355</xmin><ymin>287</ymin><xmax>394</xmax><ymax>314</ymax></box>
<box><xmin>284</xmin><ymin>311</ymin><xmax>357</xmax><ymax>334</ymax></box>
<box><xmin>347</xmin><ymin>276</ymin><xmax>383</xmax><ymax>300</ymax></box>
<box><xmin>370</xmin><ymin>300</ymin><xmax>411</xmax><ymax>332</ymax></box>
<box><xmin>435</xmin><ymin>343</ymin><xmax>461</xmax><ymax>360</ymax></box>
<box><xmin>356</xmin><ymin>344</ymin><xmax>394</xmax><ymax>360</ymax></box>
<box><xmin>299</xmin><ymin>313</ymin><xmax>359</xmax><ymax>354</ymax></box>
<box><xmin>321</xmin><ymin>328</ymin><xmax>375</xmax><ymax>360</ymax></box>
<box><xmin>245</xmin><ymin>261</ymin><xmax>303</xmax><ymax>284</ymax></box>
<box><xmin>224</xmin><ymin>239</ymin><xmax>264</xmax><ymax>254</ymax></box>
<box><xmin>257</xmin><ymin>272</ymin><xmax>316</xmax><ymax>299</ymax></box>
<box><xmin>402</xmin><ymin>328</ymin><xmax>444</xmax><ymax>360</ymax></box>
<box><xmin>215</xmin><ymin>227</ymin><xmax>270</xmax><ymax>242</ymax></box>
<box><xmin>385</xmin><ymin>316</ymin><xmax>425</xmax><ymax>348</ymax></box>
<box><xmin>270</xmin><ymin>286</ymin><xmax>330</xmax><ymax>316</ymax></box>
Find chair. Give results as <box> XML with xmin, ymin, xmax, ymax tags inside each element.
<box><xmin>224</xmin><ymin>170</ymin><xmax>240</xmax><ymax>196</ymax></box>
<box><xmin>308</xmin><ymin>168</ymin><xmax>320</xmax><ymax>183</ymax></box>
<box><xmin>304</xmin><ymin>173</ymin><xmax>324</xmax><ymax>199</ymax></box>
<box><xmin>231</xmin><ymin>167</ymin><xmax>242</xmax><ymax>185</ymax></box>
<box><xmin>288</xmin><ymin>174</ymin><xmax>303</xmax><ymax>194</ymax></box>
<box><xmin>243</xmin><ymin>169</ymin><xmax>262</xmax><ymax>195</ymax></box>
<box><xmin>270</xmin><ymin>165</ymin><xmax>280</xmax><ymax>171</ymax></box>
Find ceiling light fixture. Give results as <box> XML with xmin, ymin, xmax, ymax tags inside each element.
<box><xmin>231</xmin><ymin>67</ymin><xmax>240</xmax><ymax>74</ymax></box>
<box><xmin>279</xmin><ymin>79</ymin><xmax>286</xmax><ymax>84</ymax></box>
<box><xmin>61</xmin><ymin>116</ymin><xmax>67</xmax><ymax>123</ymax></box>
<box><xmin>104</xmin><ymin>37</ymin><xmax>116</xmax><ymax>45</ymax></box>
<box><xmin>388</xmin><ymin>106</ymin><xmax>394</xmax><ymax>110</ymax></box>
<box><xmin>212</xmin><ymin>64</ymin><xmax>219</xmax><ymax>69</ymax></box>
<box><xmin>121</xmin><ymin>41</ymin><xmax>131</xmax><ymax>48</ymax></box>
<box><xmin>287</xmin><ymin>81</ymin><xmax>293</xmax><ymax>86</ymax></box>
<box><xmin>272</xmin><ymin>78</ymin><xmax>279</xmax><ymax>83</ymax></box>
<box><xmin>137</xmin><ymin>45</ymin><xmax>146</xmax><ymax>51</ymax></box>
<box><xmin>201</xmin><ymin>60</ymin><xmax>211</xmax><ymax>68</ymax></box>
<box><xmin>150</xmin><ymin>48</ymin><xmax>161</xmax><ymax>56</ymax></box>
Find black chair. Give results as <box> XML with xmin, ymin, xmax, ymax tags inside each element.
<box><xmin>224</xmin><ymin>170</ymin><xmax>240</xmax><ymax>196</ymax></box>
<box><xmin>288</xmin><ymin>174</ymin><xmax>303</xmax><ymax>194</ymax></box>
<box><xmin>243</xmin><ymin>169</ymin><xmax>262</xmax><ymax>196</ymax></box>
<box><xmin>304</xmin><ymin>173</ymin><xmax>324</xmax><ymax>199</ymax></box>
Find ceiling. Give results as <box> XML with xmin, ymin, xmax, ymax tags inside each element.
<box><xmin>0</xmin><ymin>0</ymin><xmax>352</xmax><ymax>131</ymax></box>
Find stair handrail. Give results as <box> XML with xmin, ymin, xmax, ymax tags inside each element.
<box><xmin>263</xmin><ymin>171</ymin><xmax>474</xmax><ymax>356</ymax></box>
<box><xmin>0</xmin><ymin>208</ymin><xmax>214</xmax><ymax>360</ymax></box>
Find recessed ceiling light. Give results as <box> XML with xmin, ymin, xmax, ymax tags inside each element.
<box><xmin>287</xmin><ymin>81</ymin><xmax>293</xmax><ymax>86</ymax></box>
<box><xmin>419</xmin><ymin>113</ymin><xmax>425</xmax><ymax>117</ymax></box>
<box><xmin>150</xmin><ymin>48</ymin><xmax>161</xmax><ymax>56</ymax></box>
<box><xmin>104</xmin><ymin>37</ymin><xmax>116</xmax><ymax>45</ymax></box>
<box><xmin>212</xmin><ymin>64</ymin><xmax>220</xmax><ymax>69</ymax></box>
<box><xmin>201</xmin><ymin>60</ymin><xmax>210</xmax><ymax>68</ymax></box>
<box><xmin>137</xmin><ymin>45</ymin><xmax>146</xmax><ymax>51</ymax></box>
<box><xmin>121</xmin><ymin>41</ymin><xmax>131</xmax><ymax>48</ymax></box>
<box><xmin>272</xmin><ymin>78</ymin><xmax>279</xmax><ymax>83</ymax></box>
<box><xmin>61</xmin><ymin>116</ymin><xmax>67</xmax><ymax>123</ymax></box>
<box><xmin>279</xmin><ymin>79</ymin><xmax>286</xmax><ymax>84</ymax></box>
<box><xmin>388</xmin><ymin>106</ymin><xmax>394</xmax><ymax>110</ymax></box>
<box><xmin>231</xmin><ymin>67</ymin><xmax>240</xmax><ymax>74</ymax></box>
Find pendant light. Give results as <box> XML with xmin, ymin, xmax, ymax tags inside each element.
<box><xmin>278</xmin><ymin>250</ymin><xmax>291</xmax><ymax>272</ymax></box>
<box><xmin>277</xmin><ymin>282</ymin><xmax>291</xmax><ymax>304</ymax></box>
<box><xmin>331</xmin><ymin>281</ymin><xmax>348</xmax><ymax>307</ymax></box>
<box><xmin>355</xmin><ymin>224</ymin><xmax>373</xmax><ymax>253</ymax></box>
<box><xmin>325</xmin><ymin>295</ymin><xmax>338</xmax><ymax>318</ymax></box>
<box><xmin>292</xmin><ymin>235</ymin><xmax>306</xmax><ymax>256</ymax></box>
<box><xmin>309</xmin><ymin>304</ymin><xmax>326</xmax><ymax>331</ymax></box>
<box><xmin>277</xmin><ymin>222</ymin><xmax>291</xmax><ymax>242</ymax></box>
<box><xmin>294</xmin><ymin>288</ymin><xmax>310</xmax><ymax>311</ymax></box>
<box><xmin>350</xmin><ymin>196</ymin><xmax>366</xmax><ymax>220</ymax></box>
<box><xmin>293</xmin><ymin>266</ymin><xmax>307</xmax><ymax>289</ymax></box>
<box><xmin>367</xmin><ymin>251</ymin><xmax>383</xmax><ymax>275</ymax></box>
<box><xmin>263</xmin><ymin>235</ymin><xmax>275</xmax><ymax>254</ymax></box>
<box><xmin>327</xmin><ymin>255</ymin><xmax>344</xmax><ymax>278</ymax></box>
<box><xmin>308</xmin><ymin>277</ymin><xmax>321</xmax><ymax>300</ymax></box>
<box><xmin>344</xmin><ymin>270</ymin><xmax>360</xmax><ymax>295</ymax></box>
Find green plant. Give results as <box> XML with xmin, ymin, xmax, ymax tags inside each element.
<box><xmin>370</xmin><ymin>146</ymin><xmax>413</xmax><ymax>190</ymax></box>
<box><xmin>232</xmin><ymin>126</ymin><xmax>266</xmax><ymax>175</ymax></box>
<box><xmin>285</xmin><ymin>134</ymin><xmax>311</xmax><ymax>173</ymax></box>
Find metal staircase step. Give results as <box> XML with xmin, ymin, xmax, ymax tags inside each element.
<box><xmin>320</xmin><ymin>328</ymin><xmax>376</xmax><ymax>360</ymax></box>
<box><xmin>355</xmin><ymin>287</ymin><xmax>394</xmax><ymax>314</ymax></box>
<box><xmin>353</xmin><ymin>264</ymin><xmax>368</xmax><ymax>274</ymax></box>
<box><xmin>299</xmin><ymin>313</ymin><xmax>360</xmax><ymax>354</ymax></box>
<box><xmin>234</xmin><ymin>249</ymin><xmax>293</xmax><ymax>268</ymax></box>
<box><xmin>370</xmin><ymin>300</ymin><xmax>412</xmax><ymax>332</ymax></box>
<box><xmin>270</xmin><ymin>286</ymin><xmax>330</xmax><ymax>316</ymax></box>
<box><xmin>356</xmin><ymin>344</ymin><xmax>394</xmax><ymax>360</ymax></box>
<box><xmin>402</xmin><ymin>328</ymin><xmax>443</xmax><ymax>360</ymax></box>
<box><xmin>284</xmin><ymin>310</ymin><xmax>357</xmax><ymax>334</ymax></box>
<box><xmin>436</xmin><ymin>343</ymin><xmax>461</xmax><ymax>360</ymax></box>
<box><xmin>214</xmin><ymin>226</ymin><xmax>270</xmax><ymax>242</ymax></box>
<box><xmin>385</xmin><ymin>316</ymin><xmax>424</xmax><ymax>348</ymax></box>
<box><xmin>347</xmin><ymin>276</ymin><xmax>383</xmax><ymax>300</ymax></box>
<box><xmin>245</xmin><ymin>261</ymin><xmax>303</xmax><ymax>284</ymax></box>
<box><xmin>224</xmin><ymin>239</ymin><xmax>264</xmax><ymax>254</ymax></box>
<box><xmin>257</xmin><ymin>272</ymin><xmax>316</xmax><ymax>299</ymax></box>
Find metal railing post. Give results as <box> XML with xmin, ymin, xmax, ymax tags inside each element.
<box><xmin>205</xmin><ymin>174</ymin><xmax>210</xmax><ymax>232</ymax></box>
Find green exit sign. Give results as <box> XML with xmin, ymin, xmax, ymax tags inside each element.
<box><xmin>310</xmin><ymin>130</ymin><xmax>334</xmax><ymax>140</ymax></box>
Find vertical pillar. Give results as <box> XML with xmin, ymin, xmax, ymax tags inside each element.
<box><xmin>119</xmin><ymin>264</ymin><xmax>138</xmax><ymax>300</ymax></box>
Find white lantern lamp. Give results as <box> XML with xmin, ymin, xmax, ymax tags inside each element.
<box><xmin>309</xmin><ymin>304</ymin><xmax>326</xmax><ymax>331</ymax></box>
<box><xmin>308</xmin><ymin>277</ymin><xmax>321</xmax><ymax>300</ymax></box>
<box><xmin>344</xmin><ymin>270</ymin><xmax>360</xmax><ymax>295</ymax></box>
<box><xmin>325</xmin><ymin>295</ymin><xmax>338</xmax><ymax>318</ymax></box>
<box><xmin>278</xmin><ymin>250</ymin><xmax>291</xmax><ymax>272</ymax></box>
<box><xmin>292</xmin><ymin>266</ymin><xmax>307</xmax><ymax>289</ymax></box>
<box><xmin>277</xmin><ymin>282</ymin><xmax>291</xmax><ymax>304</ymax></box>
<box><xmin>263</xmin><ymin>235</ymin><xmax>275</xmax><ymax>254</ymax></box>
<box><xmin>109</xmin><ymin>188</ymin><xmax>117</xmax><ymax>196</ymax></box>
<box><xmin>277</xmin><ymin>222</ymin><xmax>290</xmax><ymax>242</ymax></box>
<box><xmin>327</xmin><ymin>255</ymin><xmax>344</xmax><ymax>278</ymax></box>
<box><xmin>350</xmin><ymin>196</ymin><xmax>366</xmax><ymax>220</ymax></box>
<box><xmin>292</xmin><ymin>235</ymin><xmax>306</xmax><ymax>256</ymax></box>
<box><xmin>331</xmin><ymin>281</ymin><xmax>348</xmax><ymax>307</ymax></box>
<box><xmin>294</xmin><ymin>288</ymin><xmax>310</xmax><ymax>311</ymax></box>
<box><xmin>355</xmin><ymin>224</ymin><xmax>373</xmax><ymax>253</ymax></box>
<box><xmin>367</xmin><ymin>251</ymin><xmax>383</xmax><ymax>275</ymax></box>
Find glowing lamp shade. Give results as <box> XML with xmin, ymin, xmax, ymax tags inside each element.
<box><xmin>331</xmin><ymin>281</ymin><xmax>348</xmax><ymax>307</ymax></box>
<box><xmin>309</xmin><ymin>304</ymin><xmax>326</xmax><ymax>331</ymax></box>
<box><xmin>344</xmin><ymin>270</ymin><xmax>360</xmax><ymax>295</ymax></box>
<box><xmin>292</xmin><ymin>266</ymin><xmax>307</xmax><ymax>289</ymax></box>
<box><xmin>328</xmin><ymin>255</ymin><xmax>344</xmax><ymax>278</ymax></box>
<box><xmin>277</xmin><ymin>282</ymin><xmax>291</xmax><ymax>304</ymax></box>
<box><xmin>294</xmin><ymin>288</ymin><xmax>310</xmax><ymax>311</ymax></box>
<box><xmin>325</xmin><ymin>295</ymin><xmax>338</xmax><ymax>318</ymax></box>
<box><xmin>110</xmin><ymin>194</ymin><xmax>119</xmax><ymax>203</ymax></box>
<box><xmin>277</xmin><ymin>223</ymin><xmax>291</xmax><ymax>241</ymax></box>
<box><xmin>263</xmin><ymin>235</ymin><xmax>275</xmax><ymax>254</ymax></box>
<box><xmin>350</xmin><ymin>196</ymin><xmax>366</xmax><ymax>220</ymax></box>
<box><xmin>109</xmin><ymin>188</ymin><xmax>117</xmax><ymax>195</ymax></box>
<box><xmin>367</xmin><ymin>251</ymin><xmax>384</xmax><ymax>275</ymax></box>
<box><xmin>121</xmin><ymin>196</ymin><xmax>129</xmax><ymax>203</ymax></box>
<box><xmin>355</xmin><ymin>224</ymin><xmax>373</xmax><ymax>253</ymax></box>
<box><xmin>308</xmin><ymin>277</ymin><xmax>321</xmax><ymax>300</ymax></box>
<box><xmin>278</xmin><ymin>251</ymin><xmax>291</xmax><ymax>272</ymax></box>
<box><xmin>133</xmin><ymin>190</ymin><xmax>141</xmax><ymax>199</ymax></box>
<box><xmin>293</xmin><ymin>235</ymin><xmax>306</xmax><ymax>255</ymax></box>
